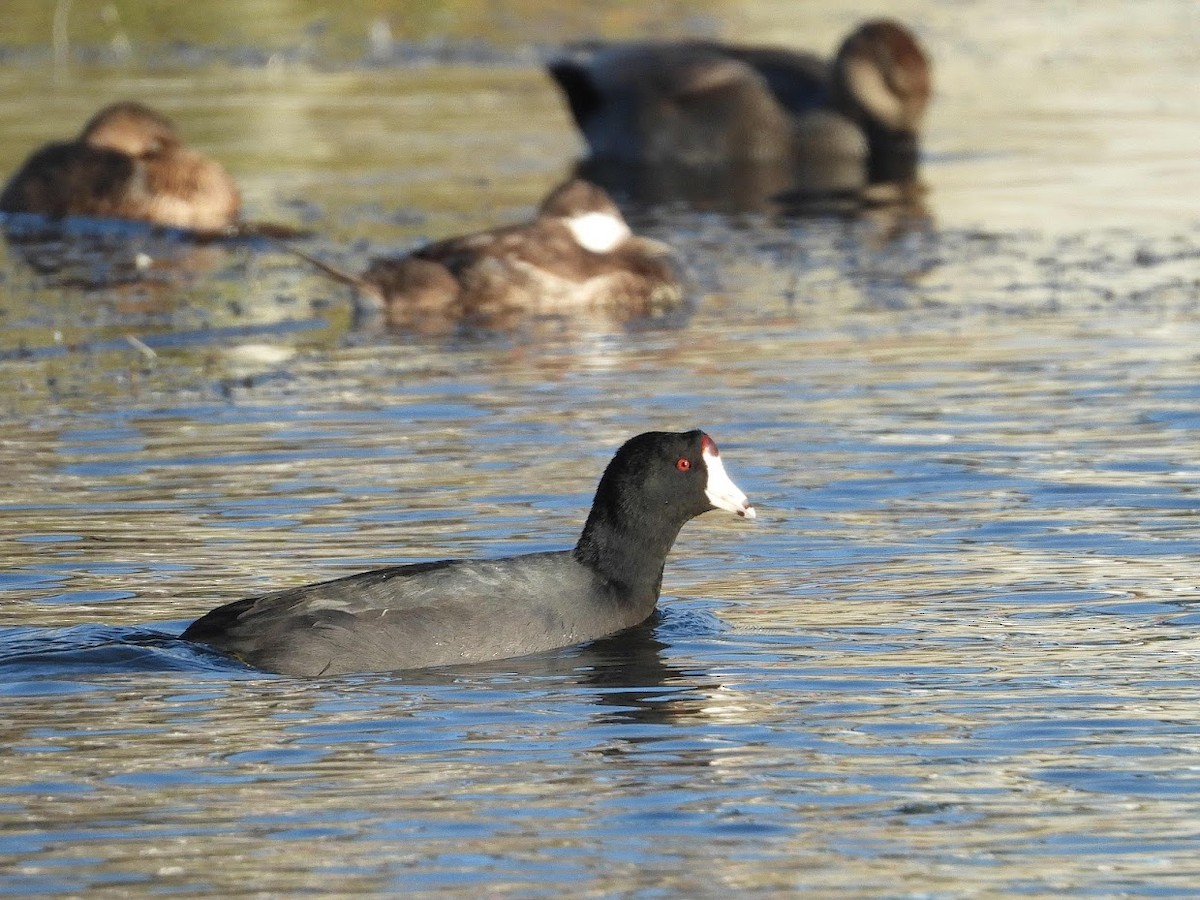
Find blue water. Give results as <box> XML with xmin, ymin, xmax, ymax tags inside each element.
<box><xmin>4</xmin><ymin>294</ymin><xmax>1200</xmax><ymax>894</ymax></box>
<box><xmin>4</xmin><ymin>2</ymin><xmax>1200</xmax><ymax>894</ymax></box>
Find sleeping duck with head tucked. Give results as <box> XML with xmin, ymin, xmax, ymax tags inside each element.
<box><xmin>0</xmin><ymin>101</ymin><xmax>241</xmax><ymax>235</ymax></box>
<box><xmin>301</xmin><ymin>178</ymin><xmax>685</xmax><ymax>333</ymax></box>
<box><xmin>547</xmin><ymin>19</ymin><xmax>932</xmax><ymax>210</ymax></box>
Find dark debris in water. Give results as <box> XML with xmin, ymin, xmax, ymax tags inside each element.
<box><xmin>669</xmin><ymin>215</ymin><xmax>1200</xmax><ymax>321</ymax></box>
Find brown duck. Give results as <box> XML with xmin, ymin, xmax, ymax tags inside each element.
<box><xmin>300</xmin><ymin>179</ymin><xmax>684</xmax><ymax>332</ymax></box>
<box><xmin>0</xmin><ymin>101</ymin><xmax>240</xmax><ymax>234</ymax></box>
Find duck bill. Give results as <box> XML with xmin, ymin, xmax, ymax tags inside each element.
<box><xmin>703</xmin><ymin>448</ymin><xmax>756</xmax><ymax>519</ymax></box>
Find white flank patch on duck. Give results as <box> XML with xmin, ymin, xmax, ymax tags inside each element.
<box><xmin>566</xmin><ymin>212</ymin><xmax>632</xmax><ymax>253</ymax></box>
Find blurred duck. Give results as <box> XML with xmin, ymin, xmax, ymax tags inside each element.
<box><xmin>547</xmin><ymin>20</ymin><xmax>932</xmax><ymax>203</ymax></box>
<box><xmin>300</xmin><ymin>179</ymin><xmax>684</xmax><ymax>332</ymax></box>
<box><xmin>0</xmin><ymin>101</ymin><xmax>241</xmax><ymax>234</ymax></box>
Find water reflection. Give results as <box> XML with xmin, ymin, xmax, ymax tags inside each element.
<box><xmin>0</xmin><ymin>607</ymin><xmax>718</xmax><ymax>732</ymax></box>
<box><xmin>1</xmin><ymin>214</ymin><xmax>235</xmax><ymax>291</ymax></box>
<box><xmin>436</xmin><ymin>615</ymin><xmax>730</xmax><ymax>730</ymax></box>
<box><xmin>572</xmin><ymin>155</ymin><xmax>931</xmax><ymax>220</ymax></box>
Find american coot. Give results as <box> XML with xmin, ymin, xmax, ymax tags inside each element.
<box><xmin>548</xmin><ymin>20</ymin><xmax>931</xmax><ymax>197</ymax></box>
<box><xmin>0</xmin><ymin>102</ymin><xmax>241</xmax><ymax>234</ymax></box>
<box><xmin>296</xmin><ymin>179</ymin><xmax>684</xmax><ymax>332</ymax></box>
<box><xmin>182</xmin><ymin>430</ymin><xmax>754</xmax><ymax>676</ymax></box>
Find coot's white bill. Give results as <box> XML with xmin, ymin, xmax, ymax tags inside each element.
<box><xmin>702</xmin><ymin>441</ymin><xmax>755</xmax><ymax>519</ymax></box>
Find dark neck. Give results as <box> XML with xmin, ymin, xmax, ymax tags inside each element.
<box><xmin>573</xmin><ymin>502</ymin><xmax>685</xmax><ymax>608</ymax></box>
<box><xmin>864</xmin><ymin>126</ymin><xmax>921</xmax><ymax>185</ymax></box>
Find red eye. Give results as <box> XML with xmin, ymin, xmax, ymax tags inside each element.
<box><xmin>676</xmin><ymin>458</ymin><xmax>692</xmax><ymax>471</ymax></box>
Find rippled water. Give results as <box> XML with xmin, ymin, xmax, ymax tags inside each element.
<box><xmin>3</xmin><ymin>1</ymin><xmax>1200</xmax><ymax>896</ymax></box>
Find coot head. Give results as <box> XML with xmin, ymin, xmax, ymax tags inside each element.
<box><xmin>598</xmin><ymin>429</ymin><xmax>754</xmax><ymax>519</ymax></box>
<box><xmin>576</xmin><ymin>430</ymin><xmax>754</xmax><ymax>575</ymax></box>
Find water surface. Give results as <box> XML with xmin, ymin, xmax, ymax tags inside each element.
<box><xmin>2</xmin><ymin>0</ymin><xmax>1200</xmax><ymax>896</ymax></box>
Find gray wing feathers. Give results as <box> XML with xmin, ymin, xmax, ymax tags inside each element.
<box><xmin>204</xmin><ymin>552</ymin><xmax>613</xmax><ymax>675</ymax></box>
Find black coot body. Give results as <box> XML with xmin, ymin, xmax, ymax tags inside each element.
<box><xmin>182</xmin><ymin>430</ymin><xmax>754</xmax><ymax>676</ymax></box>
